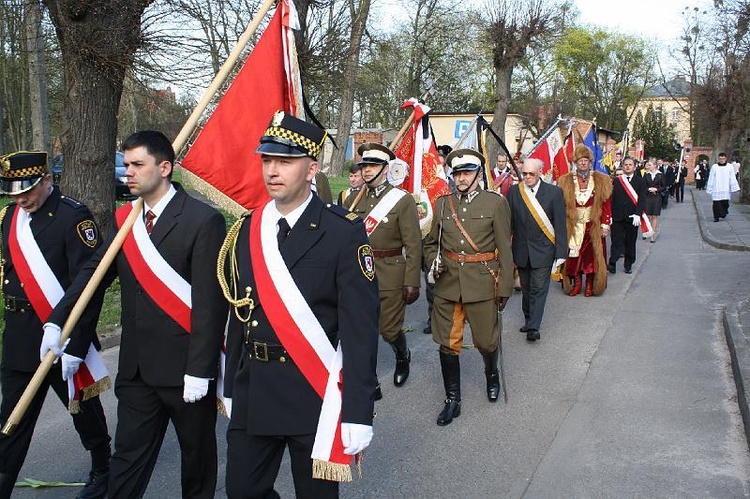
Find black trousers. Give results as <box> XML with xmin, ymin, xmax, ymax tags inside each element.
<box><xmin>713</xmin><ymin>199</ymin><xmax>730</xmax><ymax>220</ymax></box>
<box><xmin>226</xmin><ymin>430</ymin><xmax>339</xmax><ymax>499</ymax></box>
<box><xmin>609</xmin><ymin>219</ymin><xmax>638</xmax><ymax>269</ymax></box>
<box><xmin>518</xmin><ymin>265</ymin><xmax>553</xmax><ymax>331</ymax></box>
<box><xmin>0</xmin><ymin>366</ymin><xmax>110</xmax><ymax>499</ymax></box>
<box><xmin>675</xmin><ymin>182</ymin><xmax>685</xmax><ymax>202</ymax></box>
<box><xmin>108</xmin><ymin>374</ymin><xmax>217</xmax><ymax>499</ymax></box>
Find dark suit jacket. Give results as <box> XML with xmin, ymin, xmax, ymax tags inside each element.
<box><xmin>611</xmin><ymin>174</ymin><xmax>646</xmax><ymax>221</ymax></box>
<box><xmin>51</xmin><ymin>184</ymin><xmax>227</xmax><ymax>387</ymax></box>
<box><xmin>507</xmin><ymin>181</ymin><xmax>568</xmax><ymax>269</ymax></box>
<box><xmin>223</xmin><ymin>195</ymin><xmax>380</xmax><ymax>435</ymax></box>
<box><xmin>1</xmin><ymin>187</ymin><xmax>102</xmax><ymax>372</ymax></box>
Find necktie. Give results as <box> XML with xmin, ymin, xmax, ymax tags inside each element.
<box><xmin>277</xmin><ymin>218</ymin><xmax>291</xmax><ymax>247</ymax></box>
<box><xmin>627</xmin><ymin>176</ymin><xmax>632</xmax><ymax>182</ymax></box>
<box><xmin>145</xmin><ymin>210</ymin><xmax>156</xmax><ymax>235</ymax></box>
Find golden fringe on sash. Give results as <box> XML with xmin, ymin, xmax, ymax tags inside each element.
<box><xmin>217</xmin><ymin>398</ymin><xmax>229</xmax><ymax>417</ymax></box>
<box><xmin>68</xmin><ymin>376</ymin><xmax>112</xmax><ymax>414</ymax></box>
<box><xmin>312</xmin><ymin>459</ymin><xmax>353</xmax><ymax>482</ymax></box>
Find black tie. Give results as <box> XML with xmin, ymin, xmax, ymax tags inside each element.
<box><xmin>627</xmin><ymin>176</ymin><xmax>632</xmax><ymax>182</ymax></box>
<box><xmin>277</xmin><ymin>218</ymin><xmax>291</xmax><ymax>247</ymax></box>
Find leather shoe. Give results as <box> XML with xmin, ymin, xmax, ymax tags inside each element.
<box><xmin>77</xmin><ymin>468</ymin><xmax>109</xmax><ymax>499</ymax></box>
<box><xmin>423</xmin><ymin>324</ymin><xmax>432</xmax><ymax>335</ymax></box>
<box><xmin>526</xmin><ymin>329</ymin><xmax>540</xmax><ymax>342</ymax></box>
<box><xmin>519</xmin><ymin>325</ymin><xmax>530</xmax><ymax>333</ymax></box>
<box><xmin>374</xmin><ymin>384</ymin><xmax>382</xmax><ymax>401</ymax></box>
<box><xmin>436</xmin><ymin>398</ymin><xmax>461</xmax><ymax>426</ymax></box>
<box><xmin>607</xmin><ymin>262</ymin><xmax>616</xmax><ymax>274</ymax></box>
<box><xmin>624</xmin><ymin>266</ymin><xmax>632</xmax><ymax>274</ymax></box>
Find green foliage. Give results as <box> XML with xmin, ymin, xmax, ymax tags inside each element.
<box><xmin>551</xmin><ymin>26</ymin><xmax>656</xmax><ymax>130</ymax></box>
<box><xmin>633</xmin><ymin>104</ymin><xmax>676</xmax><ymax>160</ymax></box>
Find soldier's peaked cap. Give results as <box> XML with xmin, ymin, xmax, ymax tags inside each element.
<box><xmin>446</xmin><ymin>149</ymin><xmax>483</xmax><ymax>173</ymax></box>
<box><xmin>357</xmin><ymin>143</ymin><xmax>395</xmax><ymax>166</ymax></box>
<box><xmin>256</xmin><ymin>111</ymin><xmax>327</xmax><ymax>159</ymax></box>
<box><xmin>0</xmin><ymin>151</ymin><xmax>48</xmax><ymax>195</ymax></box>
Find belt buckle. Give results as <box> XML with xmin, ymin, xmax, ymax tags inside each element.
<box><xmin>5</xmin><ymin>296</ymin><xmax>16</xmax><ymax>312</ymax></box>
<box><xmin>458</xmin><ymin>253</ymin><xmax>466</xmax><ymax>263</ymax></box>
<box><xmin>253</xmin><ymin>341</ymin><xmax>269</xmax><ymax>362</ymax></box>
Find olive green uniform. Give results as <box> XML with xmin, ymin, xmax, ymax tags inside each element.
<box><xmin>348</xmin><ymin>182</ymin><xmax>422</xmax><ymax>342</ymax></box>
<box><xmin>423</xmin><ymin>189</ymin><xmax>513</xmax><ymax>354</ymax></box>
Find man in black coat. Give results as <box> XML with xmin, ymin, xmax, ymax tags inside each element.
<box><xmin>663</xmin><ymin>162</ymin><xmax>676</xmax><ymax>209</ymax></box>
<box><xmin>675</xmin><ymin>160</ymin><xmax>688</xmax><ymax>203</ymax></box>
<box><xmin>608</xmin><ymin>157</ymin><xmax>645</xmax><ymax>274</ymax></box>
<box><xmin>506</xmin><ymin>158</ymin><xmax>567</xmax><ymax>342</ymax></box>
<box><xmin>220</xmin><ymin>112</ymin><xmax>380</xmax><ymax>498</ymax></box>
<box><xmin>43</xmin><ymin>131</ymin><xmax>227</xmax><ymax>499</ymax></box>
<box><xmin>0</xmin><ymin>152</ymin><xmax>110</xmax><ymax>499</ymax></box>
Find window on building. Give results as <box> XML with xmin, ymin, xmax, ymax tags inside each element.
<box><xmin>671</xmin><ymin>109</ymin><xmax>680</xmax><ymax>122</ymax></box>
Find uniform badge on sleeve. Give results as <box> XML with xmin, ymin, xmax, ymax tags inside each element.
<box><xmin>76</xmin><ymin>220</ymin><xmax>98</xmax><ymax>248</ymax></box>
<box><xmin>358</xmin><ymin>244</ymin><xmax>375</xmax><ymax>281</ymax></box>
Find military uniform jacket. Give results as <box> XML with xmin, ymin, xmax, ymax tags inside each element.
<box><xmin>507</xmin><ymin>181</ymin><xmax>568</xmax><ymax>269</ymax></box>
<box><xmin>611</xmin><ymin>173</ymin><xmax>646</xmax><ymax>221</ymax></box>
<box><xmin>347</xmin><ymin>183</ymin><xmax>422</xmax><ymax>290</ymax></box>
<box><xmin>1</xmin><ymin>187</ymin><xmax>102</xmax><ymax>372</ymax></box>
<box><xmin>424</xmin><ymin>189</ymin><xmax>513</xmax><ymax>303</ymax></box>
<box><xmin>50</xmin><ymin>185</ymin><xmax>227</xmax><ymax>387</ymax></box>
<box><xmin>223</xmin><ymin>195</ymin><xmax>380</xmax><ymax>436</ymax></box>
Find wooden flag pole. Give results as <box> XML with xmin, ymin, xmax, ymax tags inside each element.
<box><xmin>2</xmin><ymin>199</ymin><xmax>143</xmax><ymax>435</ymax></box>
<box><xmin>173</xmin><ymin>0</ymin><xmax>278</xmax><ymax>155</ymax></box>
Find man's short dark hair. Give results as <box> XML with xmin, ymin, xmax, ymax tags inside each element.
<box><xmin>718</xmin><ymin>152</ymin><xmax>727</xmax><ymax>157</ymax></box>
<box><xmin>121</xmin><ymin>130</ymin><xmax>175</xmax><ymax>167</ymax></box>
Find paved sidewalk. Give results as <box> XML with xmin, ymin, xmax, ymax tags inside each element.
<box><xmin>692</xmin><ymin>186</ymin><xmax>750</xmax><ymax>450</ymax></box>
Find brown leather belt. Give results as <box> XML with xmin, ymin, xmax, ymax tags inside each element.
<box><xmin>444</xmin><ymin>250</ymin><xmax>495</xmax><ymax>263</ymax></box>
<box><xmin>372</xmin><ymin>248</ymin><xmax>402</xmax><ymax>258</ymax></box>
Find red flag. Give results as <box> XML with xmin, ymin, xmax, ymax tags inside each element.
<box><xmin>395</xmin><ymin>99</ymin><xmax>450</xmax><ymax>235</ymax></box>
<box><xmin>181</xmin><ymin>5</ymin><xmax>290</xmax><ymax>210</ymax></box>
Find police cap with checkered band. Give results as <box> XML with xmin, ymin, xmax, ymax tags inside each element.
<box><xmin>0</xmin><ymin>151</ymin><xmax>48</xmax><ymax>195</ymax></box>
<box><xmin>256</xmin><ymin>111</ymin><xmax>327</xmax><ymax>160</ymax></box>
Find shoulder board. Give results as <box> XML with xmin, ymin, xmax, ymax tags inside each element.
<box><xmin>325</xmin><ymin>203</ymin><xmax>361</xmax><ymax>224</ymax></box>
<box><xmin>483</xmin><ymin>189</ymin><xmax>502</xmax><ymax>197</ymax></box>
<box><xmin>59</xmin><ymin>195</ymin><xmax>85</xmax><ymax>209</ymax></box>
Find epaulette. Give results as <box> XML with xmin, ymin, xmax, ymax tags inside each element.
<box><xmin>324</xmin><ymin>202</ymin><xmax>361</xmax><ymax>223</ymax></box>
<box><xmin>59</xmin><ymin>195</ymin><xmax>85</xmax><ymax>209</ymax></box>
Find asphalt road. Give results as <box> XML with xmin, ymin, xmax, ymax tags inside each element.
<box><xmin>8</xmin><ymin>198</ymin><xmax>750</xmax><ymax>498</ymax></box>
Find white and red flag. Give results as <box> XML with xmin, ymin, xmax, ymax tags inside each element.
<box><xmin>529</xmin><ymin>125</ymin><xmax>568</xmax><ymax>181</ymax></box>
<box><xmin>394</xmin><ymin>99</ymin><xmax>450</xmax><ymax>236</ymax></box>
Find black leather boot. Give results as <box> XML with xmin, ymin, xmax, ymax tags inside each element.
<box><xmin>0</xmin><ymin>471</ymin><xmax>17</xmax><ymax>499</ymax></box>
<box><xmin>390</xmin><ymin>332</ymin><xmax>411</xmax><ymax>387</ymax></box>
<box><xmin>77</xmin><ymin>443</ymin><xmax>110</xmax><ymax>499</ymax></box>
<box><xmin>482</xmin><ymin>349</ymin><xmax>501</xmax><ymax>402</ymax></box>
<box><xmin>437</xmin><ymin>351</ymin><xmax>461</xmax><ymax>426</ymax></box>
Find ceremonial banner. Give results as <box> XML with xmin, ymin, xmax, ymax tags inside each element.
<box><xmin>529</xmin><ymin>126</ymin><xmax>567</xmax><ymax>181</ymax></box>
<box><xmin>394</xmin><ymin>99</ymin><xmax>450</xmax><ymax>236</ymax></box>
<box><xmin>181</xmin><ymin>0</ymin><xmax>301</xmax><ymax>209</ymax></box>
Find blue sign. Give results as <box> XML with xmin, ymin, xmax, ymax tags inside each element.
<box><xmin>454</xmin><ymin>120</ymin><xmax>472</xmax><ymax>139</ymax></box>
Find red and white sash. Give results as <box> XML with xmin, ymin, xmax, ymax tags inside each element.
<box><xmin>363</xmin><ymin>188</ymin><xmax>406</xmax><ymax>236</ymax></box>
<box><xmin>250</xmin><ymin>202</ymin><xmax>354</xmax><ymax>482</ymax></box>
<box><xmin>618</xmin><ymin>175</ymin><xmax>653</xmax><ymax>237</ymax></box>
<box><xmin>8</xmin><ymin>207</ymin><xmax>110</xmax><ymax>413</ymax></box>
<box><xmin>116</xmin><ymin>202</ymin><xmax>191</xmax><ymax>332</ymax></box>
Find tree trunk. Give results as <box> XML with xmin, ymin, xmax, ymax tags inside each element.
<box><xmin>489</xmin><ymin>64</ymin><xmax>512</xmax><ymax>162</ymax></box>
<box><xmin>330</xmin><ymin>0</ymin><xmax>370</xmax><ymax>176</ymax></box>
<box><xmin>25</xmin><ymin>0</ymin><xmax>50</xmax><ymax>153</ymax></box>
<box><xmin>44</xmin><ymin>0</ymin><xmax>151</xmax><ymax>234</ymax></box>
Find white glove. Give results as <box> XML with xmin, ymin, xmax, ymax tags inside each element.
<box><xmin>40</xmin><ymin>323</ymin><xmax>68</xmax><ymax>362</ymax></box>
<box><xmin>61</xmin><ymin>354</ymin><xmax>84</xmax><ymax>381</ymax></box>
<box><xmin>183</xmin><ymin>375</ymin><xmax>210</xmax><ymax>403</ymax></box>
<box><xmin>629</xmin><ymin>214</ymin><xmax>641</xmax><ymax>227</ymax></box>
<box><xmin>341</xmin><ymin>422</ymin><xmax>373</xmax><ymax>455</ymax></box>
<box><xmin>553</xmin><ymin>258</ymin><xmax>566</xmax><ymax>269</ymax></box>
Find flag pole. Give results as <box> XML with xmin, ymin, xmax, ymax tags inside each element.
<box><xmin>173</xmin><ymin>0</ymin><xmax>279</xmax><ymax>155</ymax></box>
<box><xmin>2</xmin><ymin>199</ymin><xmax>143</xmax><ymax>435</ymax></box>
<box><xmin>525</xmin><ymin>117</ymin><xmax>564</xmax><ymax>157</ymax></box>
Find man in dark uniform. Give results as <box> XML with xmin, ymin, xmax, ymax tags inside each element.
<box><xmin>43</xmin><ymin>131</ymin><xmax>227</xmax><ymax>499</ymax></box>
<box><xmin>220</xmin><ymin>111</ymin><xmax>379</xmax><ymax>498</ymax></box>
<box><xmin>608</xmin><ymin>157</ymin><xmax>645</xmax><ymax>275</ymax></box>
<box><xmin>0</xmin><ymin>151</ymin><xmax>111</xmax><ymax>499</ymax></box>
<box><xmin>346</xmin><ymin>143</ymin><xmax>421</xmax><ymax>389</ymax></box>
<box><xmin>424</xmin><ymin>149</ymin><xmax>513</xmax><ymax>426</ymax></box>
<box><xmin>506</xmin><ymin>158</ymin><xmax>567</xmax><ymax>342</ymax></box>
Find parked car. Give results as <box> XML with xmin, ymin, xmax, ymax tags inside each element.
<box><xmin>50</xmin><ymin>152</ymin><xmax>133</xmax><ymax>199</ymax></box>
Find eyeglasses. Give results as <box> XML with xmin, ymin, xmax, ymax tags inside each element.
<box><xmin>521</xmin><ymin>172</ymin><xmax>536</xmax><ymax>177</ymax></box>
